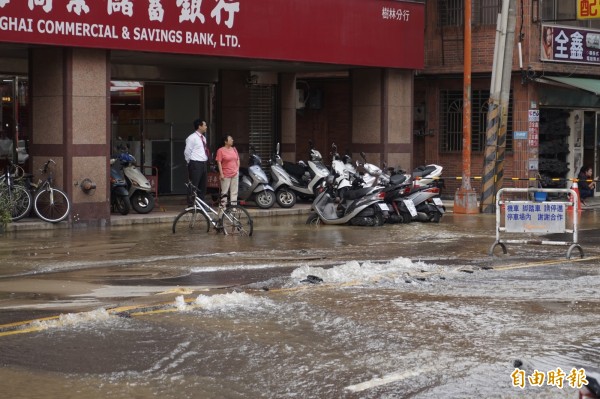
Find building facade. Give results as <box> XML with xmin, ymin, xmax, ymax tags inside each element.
<box><xmin>0</xmin><ymin>0</ymin><xmax>424</xmax><ymax>225</ymax></box>
<box><xmin>417</xmin><ymin>0</ymin><xmax>600</xmax><ymax>200</ymax></box>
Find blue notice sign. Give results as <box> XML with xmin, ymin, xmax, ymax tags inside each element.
<box><xmin>514</xmin><ymin>131</ymin><xmax>528</xmax><ymax>140</ymax></box>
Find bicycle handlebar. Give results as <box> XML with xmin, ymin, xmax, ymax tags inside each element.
<box><xmin>40</xmin><ymin>159</ymin><xmax>56</xmax><ymax>174</ymax></box>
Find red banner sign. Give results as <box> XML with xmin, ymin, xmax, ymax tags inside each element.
<box><xmin>0</xmin><ymin>0</ymin><xmax>424</xmax><ymax>69</ymax></box>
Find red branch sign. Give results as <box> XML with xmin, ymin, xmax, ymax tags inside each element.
<box><xmin>0</xmin><ymin>0</ymin><xmax>424</xmax><ymax>69</ymax></box>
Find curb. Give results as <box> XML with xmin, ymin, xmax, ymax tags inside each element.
<box><xmin>4</xmin><ymin>204</ymin><xmax>314</xmax><ymax>232</ymax></box>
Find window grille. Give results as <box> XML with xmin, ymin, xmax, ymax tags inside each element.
<box><xmin>440</xmin><ymin>90</ymin><xmax>513</xmax><ymax>153</ymax></box>
<box><xmin>249</xmin><ymin>85</ymin><xmax>275</xmax><ymax>169</ymax></box>
<box><xmin>438</xmin><ymin>0</ymin><xmax>502</xmax><ymax>27</ymax></box>
<box><xmin>439</xmin><ymin>0</ymin><xmax>463</xmax><ymax>26</ymax></box>
<box><xmin>476</xmin><ymin>0</ymin><xmax>502</xmax><ymax>25</ymax></box>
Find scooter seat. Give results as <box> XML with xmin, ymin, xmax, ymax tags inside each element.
<box><xmin>343</xmin><ymin>187</ymin><xmax>374</xmax><ymax>200</ymax></box>
<box><xmin>390</xmin><ymin>174</ymin><xmax>408</xmax><ymax>185</ymax></box>
<box><xmin>412</xmin><ymin>165</ymin><xmax>436</xmax><ymax>178</ymax></box>
<box><xmin>283</xmin><ymin>162</ymin><xmax>306</xmax><ymax>178</ymax></box>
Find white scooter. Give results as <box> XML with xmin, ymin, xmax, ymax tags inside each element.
<box><xmin>269</xmin><ymin>143</ymin><xmax>298</xmax><ymax>208</ymax></box>
<box><xmin>330</xmin><ymin>143</ymin><xmax>353</xmax><ymax>196</ymax></box>
<box><xmin>281</xmin><ymin>141</ymin><xmax>330</xmax><ymax>201</ymax></box>
<box><xmin>238</xmin><ymin>145</ymin><xmax>276</xmax><ymax>209</ymax></box>
<box><xmin>117</xmin><ymin>150</ymin><xmax>155</xmax><ymax>214</ymax></box>
<box><xmin>356</xmin><ymin>151</ymin><xmax>391</xmax><ymax>187</ymax></box>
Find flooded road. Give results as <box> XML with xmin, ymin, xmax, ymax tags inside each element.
<box><xmin>1</xmin><ymin>212</ymin><xmax>600</xmax><ymax>398</ymax></box>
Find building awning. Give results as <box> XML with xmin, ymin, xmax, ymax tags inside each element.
<box><xmin>542</xmin><ymin>76</ymin><xmax>600</xmax><ymax>96</ymax></box>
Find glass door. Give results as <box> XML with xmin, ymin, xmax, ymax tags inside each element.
<box><xmin>0</xmin><ymin>76</ymin><xmax>29</xmax><ymax>168</ymax></box>
<box><xmin>110</xmin><ymin>81</ymin><xmax>143</xmax><ymax>160</ymax></box>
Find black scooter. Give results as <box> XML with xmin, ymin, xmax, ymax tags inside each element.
<box><xmin>110</xmin><ymin>158</ymin><xmax>130</xmax><ymax>215</ymax></box>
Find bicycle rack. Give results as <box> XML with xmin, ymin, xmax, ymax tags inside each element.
<box><xmin>489</xmin><ymin>187</ymin><xmax>584</xmax><ymax>259</ymax></box>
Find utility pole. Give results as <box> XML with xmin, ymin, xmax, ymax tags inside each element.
<box><xmin>480</xmin><ymin>0</ymin><xmax>517</xmax><ymax>213</ymax></box>
<box><xmin>454</xmin><ymin>0</ymin><xmax>479</xmax><ymax>214</ymax></box>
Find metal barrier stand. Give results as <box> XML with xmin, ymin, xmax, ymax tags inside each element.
<box><xmin>490</xmin><ymin>188</ymin><xmax>584</xmax><ymax>259</ymax></box>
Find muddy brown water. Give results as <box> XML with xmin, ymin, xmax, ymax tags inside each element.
<box><xmin>1</xmin><ymin>213</ymin><xmax>600</xmax><ymax>398</ymax></box>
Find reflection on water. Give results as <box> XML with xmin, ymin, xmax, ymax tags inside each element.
<box><xmin>1</xmin><ymin>257</ymin><xmax>598</xmax><ymax>398</ymax></box>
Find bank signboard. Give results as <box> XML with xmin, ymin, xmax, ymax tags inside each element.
<box><xmin>0</xmin><ymin>0</ymin><xmax>424</xmax><ymax>69</ymax></box>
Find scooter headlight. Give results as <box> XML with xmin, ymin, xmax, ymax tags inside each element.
<box><xmin>256</xmin><ymin>173</ymin><xmax>268</xmax><ymax>183</ymax></box>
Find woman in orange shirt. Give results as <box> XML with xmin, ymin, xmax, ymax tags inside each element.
<box><xmin>215</xmin><ymin>134</ymin><xmax>240</xmax><ymax>207</ymax></box>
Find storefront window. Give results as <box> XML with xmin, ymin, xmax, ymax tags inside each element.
<box><xmin>110</xmin><ymin>81</ymin><xmax>143</xmax><ymax>158</ymax></box>
<box><xmin>110</xmin><ymin>81</ymin><xmax>213</xmax><ymax>194</ymax></box>
<box><xmin>0</xmin><ymin>76</ymin><xmax>29</xmax><ymax>166</ymax></box>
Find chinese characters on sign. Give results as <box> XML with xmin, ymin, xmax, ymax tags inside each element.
<box><xmin>528</xmin><ymin>109</ymin><xmax>539</xmax><ymax>171</ymax></box>
<box><xmin>578</xmin><ymin>0</ymin><xmax>600</xmax><ymax>19</ymax></box>
<box><xmin>0</xmin><ymin>0</ymin><xmax>425</xmax><ymax>69</ymax></box>
<box><xmin>540</xmin><ymin>24</ymin><xmax>600</xmax><ymax>64</ymax></box>
<box><xmin>381</xmin><ymin>7</ymin><xmax>410</xmax><ymax>21</ymax></box>
<box><xmin>511</xmin><ymin>367</ymin><xmax>588</xmax><ymax>390</ymax></box>
<box><xmin>22</xmin><ymin>0</ymin><xmax>240</xmax><ymax>26</ymax></box>
<box><xmin>505</xmin><ymin>202</ymin><xmax>566</xmax><ymax>233</ymax></box>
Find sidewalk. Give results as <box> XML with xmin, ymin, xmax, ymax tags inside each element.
<box><xmin>5</xmin><ymin>195</ymin><xmax>599</xmax><ymax>233</ymax></box>
<box><xmin>4</xmin><ymin>196</ymin><xmax>316</xmax><ymax>232</ymax></box>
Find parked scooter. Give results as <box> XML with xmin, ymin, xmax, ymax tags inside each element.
<box><xmin>281</xmin><ymin>141</ymin><xmax>330</xmax><ymax>201</ymax></box>
<box><xmin>109</xmin><ymin>158</ymin><xmax>130</xmax><ymax>215</ymax></box>
<box><xmin>356</xmin><ymin>151</ymin><xmax>390</xmax><ymax>187</ymax></box>
<box><xmin>306</xmin><ymin>172</ymin><xmax>389</xmax><ymax>226</ymax></box>
<box><xmin>269</xmin><ymin>143</ymin><xmax>298</xmax><ymax>208</ymax></box>
<box><xmin>330</xmin><ymin>143</ymin><xmax>353</xmax><ymax>196</ymax></box>
<box><xmin>238</xmin><ymin>145</ymin><xmax>275</xmax><ymax>209</ymax></box>
<box><xmin>385</xmin><ymin>164</ymin><xmax>445</xmax><ymax>223</ymax></box>
<box><xmin>411</xmin><ymin>164</ymin><xmax>445</xmax><ymax>192</ymax></box>
<box><xmin>117</xmin><ymin>148</ymin><xmax>155</xmax><ymax>214</ymax></box>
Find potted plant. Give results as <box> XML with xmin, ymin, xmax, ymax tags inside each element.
<box><xmin>0</xmin><ymin>193</ymin><xmax>11</xmax><ymax>233</ymax></box>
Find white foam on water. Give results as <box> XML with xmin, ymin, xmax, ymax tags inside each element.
<box><xmin>289</xmin><ymin>257</ymin><xmax>443</xmax><ymax>286</ymax></box>
<box><xmin>174</xmin><ymin>292</ymin><xmax>276</xmax><ymax>313</ymax></box>
<box><xmin>30</xmin><ymin>308</ymin><xmax>119</xmax><ymax>332</ymax></box>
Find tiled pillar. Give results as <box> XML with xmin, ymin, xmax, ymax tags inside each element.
<box><xmin>219</xmin><ymin>70</ymin><xmax>250</xmax><ymax>160</ymax></box>
<box><xmin>352</xmin><ymin>68</ymin><xmax>414</xmax><ymax>170</ymax></box>
<box><xmin>30</xmin><ymin>47</ymin><xmax>110</xmax><ymax>225</ymax></box>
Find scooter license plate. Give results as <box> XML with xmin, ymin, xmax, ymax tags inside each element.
<box><xmin>377</xmin><ymin>202</ymin><xmax>389</xmax><ymax>211</ymax></box>
<box><xmin>432</xmin><ymin>197</ymin><xmax>443</xmax><ymax>206</ymax></box>
<box><xmin>403</xmin><ymin>199</ymin><xmax>418</xmax><ymax>217</ymax></box>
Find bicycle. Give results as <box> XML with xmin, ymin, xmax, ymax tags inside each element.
<box><xmin>29</xmin><ymin>159</ymin><xmax>71</xmax><ymax>223</ymax></box>
<box><xmin>172</xmin><ymin>182</ymin><xmax>253</xmax><ymax>236</ymax></box>
<box><xmin>0</xmin><ymin>161</ymin><xmax>33</xmax><ymax>221</ymax></box>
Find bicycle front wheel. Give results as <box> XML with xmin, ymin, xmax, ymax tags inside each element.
<box><xmin>172</xmin><ymin>208</ymin><xmax>210</xmax><ymax>234</ymax></box>
<box><xmin>34</xmin><ymin>187</ymin><xmax>70</xmax><ymax>223</ymax></box>
<box><xmin>3</xmin><ymin>184</ymin><xmax>33</xmax><ymax>221</ymax></box>
<box><xmin>220</xmin><ymin>205</ymin><xmax>253</xmax><ymax>236</ymax></box>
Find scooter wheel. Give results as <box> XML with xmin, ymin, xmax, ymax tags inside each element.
<box><xmin>305</xmin><ymin>212</ymin><xmax>320</xmax><ymax>226</ymax></box>
<box><xmin>276</xmin><ymin>188</ymin><xmax>297</xmax><ymax>208</ymax></box>
<box><xmin>114</xmin><ymin>196</ymin><xmax>130</xmax><ymax>215</ymax></box>
<box><xmin>255</xmin><ymin>190</ymin><xmax>275</xmax><ymax>209</ymax></box>
<box><xmin>131</xmin><ymin>191</ymin><xmax>155</xmax><ymax>214</ymax></box>
<box><xmin>429</xmin><ymin>211</ymin><xmax>442</xmax><ymax>223</ymax></box>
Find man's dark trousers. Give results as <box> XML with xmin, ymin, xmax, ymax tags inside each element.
<box><xmin>188</xmin><ymin>160</ymin><xmax>207</xmax><ymax>203</ymax></box>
